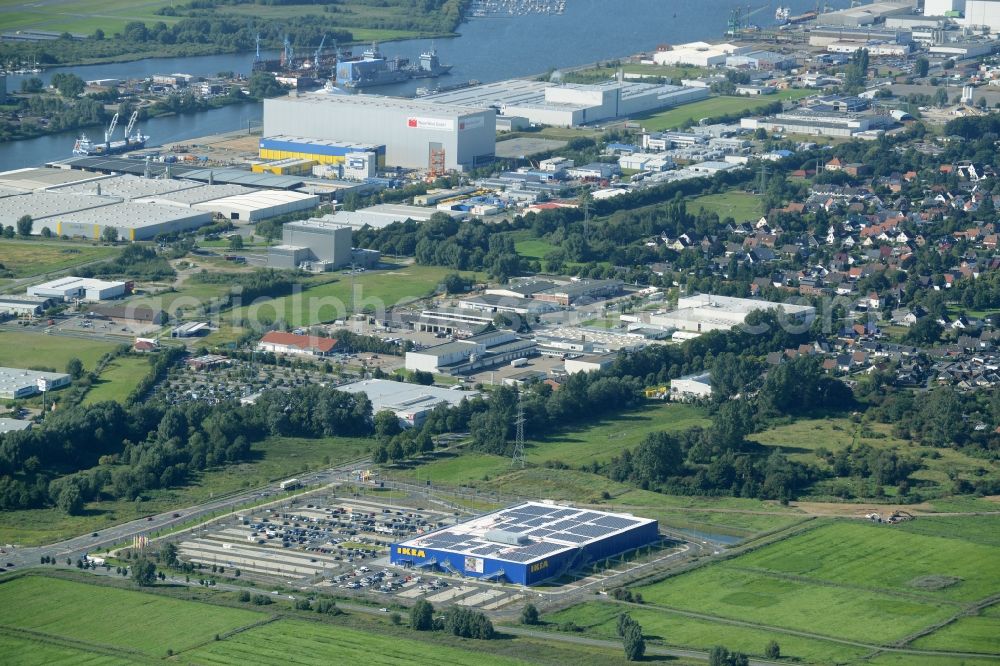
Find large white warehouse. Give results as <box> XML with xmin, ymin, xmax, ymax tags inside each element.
<box><xmin>28</xmin><ymin>276</ymin><xmax>126</xmax><ymax>302</ymax></box>
<box><xmin>263</xmin><ymin>93</ymin><xmax>496</xmax><ymax>172</ymax></box>
<box><xmin>424</xmin><ymin>79</ymin><xmax>709</xmax><ymax>128</ymax></box>
<box><xmin>964</xmin><ymin>0</ymin><xmax>1000</xmax><ymax>29</ymax></box>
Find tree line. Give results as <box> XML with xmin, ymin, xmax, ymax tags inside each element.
<box><xmin>0</xmin><ymin>380</ymin><xmax>375</xmax><ymax>513</ymax></box>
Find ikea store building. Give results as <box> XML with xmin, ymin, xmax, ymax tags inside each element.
<box><xmin>390</xmin><ymin>501</ymin><xmax>658</xmax><ymax>585</ymax></box>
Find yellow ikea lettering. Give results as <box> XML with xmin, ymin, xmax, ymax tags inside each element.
<box><xmin>530</xmin><ymin>560</ymin><xmax>549</xmax><ymax>573</ymax></box>
<box><xmin>396</xmin><ymin>547</ymin><xmax>426</xmax><ymax>558</ymax></box>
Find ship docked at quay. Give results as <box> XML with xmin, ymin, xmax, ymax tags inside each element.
<box><xmin>72</xmin><ymin>111</ymin><xmax>148</xmax><ymax>157</ymax></box>
<box><xmin>335</xmin><ymin>43</ymin><xmax>453</xmax><ymax>89</ymax></box>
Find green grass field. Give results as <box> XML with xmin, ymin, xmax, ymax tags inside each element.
<box><xmin>608</xmin><ymin>489</ymin><xmax>806</xmax><ymax>536</ymax></box>
<box><xmin>0</xmin><ymin>576</ymin><xmax>262</xmax><ymax>658</ymax></box>
<box><xmin>629</xmin><ymin>518</ymin><xmax>1000</xmax><ymax>647</ymax></box>
<box><xmin>0</xmin><ymin>574</ymin><xmax>651</xmax><ymax>666</ymax></box>
<box><xmin>637</xmin><ymin>563</ymin><xmax>953</xmax><ymax>644</ymax></box>
<box><xmin>0</xmin><ymin>0</ymin><xmax>178</xmax><ymax>34</ymax></box>
<box><xmin>228</xmin><ymin>264</ymin><xmax>476</xmax><ymax>327</ymax></box>
<box><xmin>911</xmin><ymin>613</ymin><xmax>1000</xmax><ymax>653</ymax></box>
<box><xmin>0</xmin><ymin>435</ymin><xmax>370</xmax><ymax>546</ymax></box>
<box><xmin>732</xmin><ymin>519</ymin><xmax>1000</xmax><ymax>603</ymax></box>
<box><xmin>0</xmin><ymin>240</ymin><xmax>119</xmax><ymax>280</ymax></box>
<box><xmin>83</xmin><ymin>355</ymin><xmax>152</xmax><ymax>405</ymax></box>
<box><xmin>525</xmin><ymin>402</ymin><xmax>709</xmax><ymax>466</ymax></box>
<box><xmin>0</xmin><ymin>631</ymin><xmax>132</xmax><ymax>666</ymax></box>
<box><xmin>689</xmin><ymin>191</ymin><xmax>763</xmax><ymax>222</ymax></box>
<box><xmin>542</xmin><ymin>602</ymin><xmax>868</xmax><ymax>664</ymax></box>
<box><xmin>187</xmin><ymin>617</ymin><xmax>525</xmax><ymax>666</ymax></box>
<box><xmin>0</xmin><ymin>331</ymin><xmax>118</xmax><ymax>373</ymax></box>
<box><xmin>636</xmin><ymin>89</ymin><xmax>814</xmax><ymax>131</ymax></box>
<box><xmin>514</xmin><ymin>238</ymin><xmax>559</xmax><ymax>261</ymax></box>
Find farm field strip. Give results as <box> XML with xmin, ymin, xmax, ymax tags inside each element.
<box><xmin>732</xmin><ymin>520</ymin><xmax>1000</xmax><ymax>602</ymax></box>
<box><xmin>0</xmin><ymin>576</ymin><xmax>263</xmax><ymax>657</ymax></box>
<box><xmin>541</xmin><ymin>601</ymin><xmax>870</xmax><ymax>664</ymax></box>
<box><xmin>185</xmin><ymin>617</ymin><xmax>528</xmax><ymax>665</ymax></box>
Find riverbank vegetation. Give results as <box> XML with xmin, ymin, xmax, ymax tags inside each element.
<box><xmin>0</xmin><ymin>0</ymin><xmax>469</xmax><ymax>68</ymax></box>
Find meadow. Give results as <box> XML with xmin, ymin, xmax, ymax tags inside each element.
<box><xmin>0</xmin><ymin>435</ymin><xmax>370</xmax><ymax>546</ymax></box>
<box><xmin>0</xmin><ymin>574</ymin><xmax>660</xmax><ymax>666</ymax></box>
<box><xmin>911</xmin><ymin>613</ymin><xmax>1000</xmax><ymax>653</ymax></box>
<box><xmin>0</xmin><ymin>632</ymin><xmax>134</xmax><ymax>666</ymax></box>
<box><xmin>0</xmin><ymin>576</ymin><xmax>262</xmax><ymax>658</ymax></box>
<box><xmin>615</xmin><ymin>517</ymin><xmax>1000</xmax><ymax>651</ymax></box>
<box><xmin>186</xmin><ymin>617</ymin><xmax>526</xmax><ymax>666</ymax></box>
<box><xmin>638</xmin><ymin>563</ymin><xmax>954</xmax><ymax>644</ymax></box>
<box><xmin>636</xmin><ymin>89</ymin><xmax>814</xmax><ymax>131</ymax></box>
<box><xmin>83</xmin><ymin>355</ymin><xmax>152</xmax><ymax>405</ymax></box>
<box><xmin>0</xmin><ymin>240</ymin><xmax>119</xmax><ymax>279</ymax></box>
<box><xmin>731</xmin><ymin>518</ymin><xmax>1000</xmax><ymax>602</ymax></box>
<box><xmin>542</xmin><ymin>601</ymin><xmax>869</xmax><ymax>664</ymax></box>
<box><xmin>688</xmin><ymin>191</ymin><xmax>763</xmax><ymax>222</ymax></box>
<box><xmin>227</xmin><ymin>263</ymin><xmax>478</xmax><ymax>327</ymax></box>
<box><xmin>0</xmin><ymin>331</ymin><xmax>118</xmax><ymax>372</ymax></box>
<box><xmin>524</xmin><ymin>402</ymin><xmax>709</xmax><ymax>466</ymax></box>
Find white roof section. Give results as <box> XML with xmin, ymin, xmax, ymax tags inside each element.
<box><xmin>192</xmin><ymin>189</ymin><xmax>317</xmax><ymax>212</ymax></box>
<box><xmin>0</xmin><ymin>367</ymin><xmax>70</xmax><ymax>395</ymax></box>
<box><xmin>281</xmin><ymin>91</ymin><xmax>485</xmax><ymax>118</ymax></box>
<box><xmin>50</xmin><ymin>201</ymin><xmax>212</xmax><ymax>229</ymax></box>
<box><xmin>47</xmin><ymin>174</ymin><xmax>203</xmax><ymax>200</ymax></box>
<box><xmin>0</xmin><ymin>192</ymin><xmax>116</xmax><ymax>222</ymax></box>
<box><xmin>135</xmin><ymin>183</ymin><xmax>256</xmax><ymax>207</ymax></box>
<box><xmin>0</xmin><ymin>418</ymin><xmax>32</xmax><ymax>433</ymax></box>
<box><xmin>677</xmin><ymin>293</ymin><xmax>815</xmax><ymax>315</ymax></box>
<box><xmin>0</xmin><ymin>167</ymin><xmax>105</xmax><ymax>191</ymax></box>
<box><xmin>322</xmin><ymin>204</ymin><xmax>462</xmax><ymax>230</ymax></box>
<box><xmin>397</xmin><ymin>501</ymin><xmax>656</xmax><ymax>565</ymax></box>
<box><xmin>29</xmin><ymin>276</ymin><xmax>125</xmax><ymax>293</ymax></box>
<box><xmin>284</xmin><ymin>218</ymin><xmax>351</xmax><ymax>232</ymax></box>
<box><xmin>336</xmin><ymin>378</ymin><xmax>478</xmax><ymax>415</ymax></box>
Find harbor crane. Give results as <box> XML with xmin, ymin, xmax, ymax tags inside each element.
<box><xmin>124</xmin><ymin>111</ymin><xmax>139</xmax><ymax>146</ymax></box>
<box><xmin>314</xmin><ymin>34</ymin><xmax>326</xmax><ymax>70</ymax></box>
<box><xmin>104</xmin><ymin>112</ymin><xmax>119</xmax><ymax>151</ymax></box>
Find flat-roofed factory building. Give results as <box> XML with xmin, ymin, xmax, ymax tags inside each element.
<box><xmin>390</xmin><ymin>501</ymin><xmax>658</xmax><ymax>585</ymax></box>
<box><xmin>263</xmin><ymin>92</ymin><xmax>496</xmax><ymax>171</ymax></box>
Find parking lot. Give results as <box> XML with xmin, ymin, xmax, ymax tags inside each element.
<box><xmin>174</xmin><ymin>492</ymin><xmax>526</xmax><ymax>611</ymax></box>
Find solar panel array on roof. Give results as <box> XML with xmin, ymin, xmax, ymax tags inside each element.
<box><xmin>396</xmin><ymin>501</ymin><xmax>656</xmax><ymax>566</ymax></box>
<box><xmin>594</xmin><ymin>516</ymin><xmax>640</xmax><ymax>530</ymax></box>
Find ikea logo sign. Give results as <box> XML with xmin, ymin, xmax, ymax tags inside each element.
<box><xmin>397</xmin><ymin>547</ymin><xmax>426</xmax><ymax>558</ymax></box>
<box><xmin>530</xmin><ymin>560</ymin><xmax>549</xmax><ymax>573</ymax></box>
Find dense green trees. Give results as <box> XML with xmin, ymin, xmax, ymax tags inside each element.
<box><xmin>710</xmin><ymin>646</ymin><xmax>749</xmax><ymax>666</ymax></box>
<box><xmin>131</xmin><ymin>558</ymin><xmax>157</xmax><ymax>586</ymax></box>
<box><xmin>442</xmin><ymin>606</ymin><xmax>494</xmax><ymax>639</ymax></box>
<box><xmin>520</xmin><ymin>603</ymin><xmax>539</xmax><ymax>625</ymax></box>
<box><xmin>51</xmin><ymin>73</ymin><xmax>85</xmax><ymax>97</ymax></box>
<box><xmin>16</xmin><ymin>215</ymin><xmax>32</xmax><ymax>237</ymax></box>
<box><xmin>0</xmin><ymin>377</ymin><xmax>377</xmax><ymax>513</ymax></box>
<box><xmin>410</xmin><ymin>599</ymin><xmax>434</xmax><ymax>631</ymax></box>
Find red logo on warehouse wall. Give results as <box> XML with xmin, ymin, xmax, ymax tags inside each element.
<box><xmin>408</xmin><ymin>118</ymin><xmax>418</xmax><ymax>127</ymax></box>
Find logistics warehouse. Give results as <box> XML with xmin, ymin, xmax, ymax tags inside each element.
<box><xmin>390</xmin><ymin>501</ymin><xmax>658</xmax><ymax>585</ymax></box>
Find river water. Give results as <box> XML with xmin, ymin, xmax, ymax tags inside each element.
<box><xmin>0</xmin><ymin>0</ymin><xmax>846</xmax><ymax>171</ymax></box>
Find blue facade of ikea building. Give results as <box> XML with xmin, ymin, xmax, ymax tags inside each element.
<box><xmin>390</xmin><ymin>502</ymin><xmax>659</xmax><ymax>586</ymax></box>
